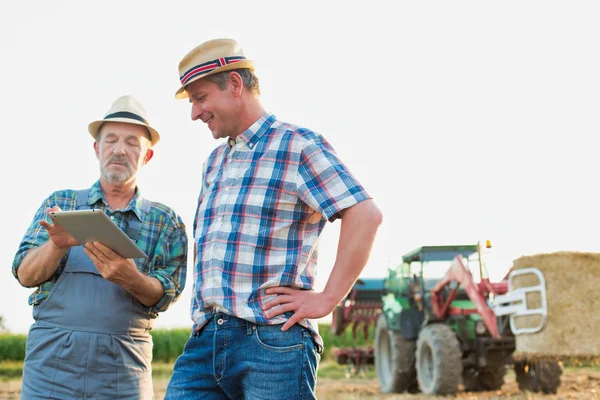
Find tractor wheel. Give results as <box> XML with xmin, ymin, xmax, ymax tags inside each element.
<box><xmin>374</xmin><ymin>314</ymin><xmax>418</xmax><ymax>393</ymax></box>
<box><xmin>479</xmin><ymin>364</ymin><xmax>506</xmax><ymax>390</ymax></box>
<box><xmin>462</xmin><ymin>368</ymin><xmax>480</xmax><ymax>392</ymax></box>
<box><xmin>463</xmin><ymin>364</ymin><xmax>506</xmax><ymax>391</ymax></box>
<box><xmin>330</xmin><ymin>305</ymin><xmax>345</xmax><ymax>336</ymax></box>
<box><xmin>416</xmin><ymin>324</ymin><xmax>462</xmax><ymax>395</ymax></box>
<box><xmin>515</xmin><ymin>360</ymin><xmax>562</xmax><ymax>394</ymax></box>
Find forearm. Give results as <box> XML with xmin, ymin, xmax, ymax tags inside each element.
<box><xmin>17</xmin><ymin>242</ymin><xmax>67</xmax><ymax>287</ymax></box>
<box><xmin>322</xmin><ymin>200</ymin><xmax>383</xmax><ymax>309</ymax></box>
<box><xmin>123</xmin><ymin>271</ymin><xmax>165</xmax><ymax>307</ymax></box>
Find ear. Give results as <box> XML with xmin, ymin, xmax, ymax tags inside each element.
<box><xmin>142</xmin><ymin>148</ymin><xmax>154</xmax><ymax>166</ymax></box>
<box><xmin>93</xmin><ymin>141</ymin><xmax>100</xmax><ymax>160</ymax></box>
<box><xmin>228</xmin><ymin>71</ymin><xmax>244</xmax><ymax>98</ymax></box>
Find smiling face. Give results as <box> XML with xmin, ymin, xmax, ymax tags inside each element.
<box><xmin>94</xmin><ymin>122</ymin><xmax>153</xmax><ymax>185</ymax></box>
<box><xmin>186</xmin><ymin>73</ymin><xmax>243</xmax><ymax>140</ymax></box>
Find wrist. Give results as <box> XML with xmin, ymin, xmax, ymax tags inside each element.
<box><xmin>122</xmin><ymin>267</ymin><xmax>143</xmax><ymax>293</ymax></box>
<box><xmin>321</xmin><ymin>290</ymin><xmax>341</xmax><ymax>313</ymax></box>
<box><xmin>47</xmin><ymin>240</ymin><xmax>68</xmax><ymax>254</ymax></box>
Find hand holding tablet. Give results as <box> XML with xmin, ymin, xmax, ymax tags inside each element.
<box><xmin>48</xmin><ymin>209</ymin><xmax>148</xmax><ymax>259</ymax></box>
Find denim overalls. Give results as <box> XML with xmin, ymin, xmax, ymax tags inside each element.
<box><xmin>21</xmin><ymin>189</ymin><xmax>154</xmax><ymax>400</ymax></box>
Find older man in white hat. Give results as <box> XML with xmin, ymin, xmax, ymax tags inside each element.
<box><xmin>13</xmin><ymin>95</ymin><xmax>188</xmax><ymax>399</ymax></box>
<box><xmin>165</xmin><ymin>39</ymin><xmax>383</xmax><ymax>399</ymax></box>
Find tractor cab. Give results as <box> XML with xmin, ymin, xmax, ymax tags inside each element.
<box><xmin>382</xmin><ymin>244</ymin><xmax>483</xmax><ymax>340</ymax></box>
<box><xmin>395</xmin><ymin>244</ymin><xmax>481</xmax><ymax>289</ymax></box>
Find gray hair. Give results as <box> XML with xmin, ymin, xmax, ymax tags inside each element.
<box><xmin>205</xmin><ymin>68</ymin><xmax>260</xmax><ymax>96</ymax></box>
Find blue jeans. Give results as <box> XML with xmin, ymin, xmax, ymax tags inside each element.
<box><xmin>164</xmin><ymin>313</ymin><xmax>320</xmax><ymax>399</ymax></box>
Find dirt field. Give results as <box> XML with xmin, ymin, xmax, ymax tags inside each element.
<box><xmin>311</xmin><ymin>370</ymin><xmax>600</xmax><ymax>400</ymax></box>
<box><xmin>1</xmin><ymin>369</ymin><xmax>599</xmax><ymax>399</ymax></box>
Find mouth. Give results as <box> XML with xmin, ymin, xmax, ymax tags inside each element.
<box><xmin>203</xmin><ymin>116</ymin><xmax>214</xmax><ymax>128</ymax></box>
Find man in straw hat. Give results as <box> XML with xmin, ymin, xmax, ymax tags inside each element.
<box><xmin>165</xmin><ymin>38</ymin><xmax>383</xmax><ymax>399</ymax></box>
<box><xmin>13</xmin><ymin>95</ymin><xmax>188</xmax><ymax>399</ymax></box>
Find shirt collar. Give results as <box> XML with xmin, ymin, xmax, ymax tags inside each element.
<box><xmin>88</xmin><ymin>180</ymin><xmax>144</xmax><ymax>220</ymax></box>
<box><xmin>235</xmin><ymin>113</ymin><xmax>276</xmax><ymax>149</ymax></box>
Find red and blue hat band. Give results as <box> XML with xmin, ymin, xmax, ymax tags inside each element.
<box><xmin>180</xmin><ymin>56</ymin><xmax>246</xmax><ymax>85</ymax></box>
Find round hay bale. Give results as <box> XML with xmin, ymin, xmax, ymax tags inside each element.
<box><xmin>511</xmin><ymin>251</ymin><xmax>600</xmax><ymax>361</ymax></box>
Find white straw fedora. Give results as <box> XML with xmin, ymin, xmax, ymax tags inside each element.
<box><xmin>175</xmin><ymin>38</ymin><xmax>255</xmax><ymax>99</ymax></box>
<box><xmin>88</xmin><ymin>95</ymin><xmax>160</xmax><ymax>145</ymax></box>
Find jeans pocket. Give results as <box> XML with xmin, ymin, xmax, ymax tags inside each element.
<box><xmin>253</xmin><ymin>324</ymin><xmax>304</xmax><ymax>353</ymax></box>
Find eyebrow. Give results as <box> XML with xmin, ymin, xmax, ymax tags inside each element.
<box><xmin>102</xmin><ymin>132</ymin><xmax>142</xmax><ymax>142</ymax></box>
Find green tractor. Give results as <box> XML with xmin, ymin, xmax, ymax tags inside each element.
<box><xmin>375</xmin><ymin>244</ymin><xmax>561</xmax><ymax>395</ymax></box>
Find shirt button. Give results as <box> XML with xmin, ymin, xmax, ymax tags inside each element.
<box><xmin>218</xmin><ymin>217</ymin><xmax>223</xmax><ymax>222</ymax></box>
<box><xmin>217</xmin><ymin>318</ymin><xmax>224</xmax><ymax>325</ymax></box>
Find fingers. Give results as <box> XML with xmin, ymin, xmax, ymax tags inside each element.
<box><xmin>281</xmin><ymin>314</ymin><xmax>302</xmax><ymax>332</ymax></box>
<box><xmin>39</xmin><ymin>220</ymin><xmax>52</xmax><ymax>230</ymax></box>
<box><xmin>45</xmin><ymin>206</ymin><xmax>60</xmax><ymax>215</ymax></box>
<box><xmin>84</xmin><ymin>243</ymin><xmax>101</xmax><ymax>262</ymax></box>
<box><xmin>262</xmin><ymin>294</ymin><xmax>293</xmax><ymax>310</ymax></box>
<box><xmin>83</xmin><ymin>242</ymin><xmax>120</xmax><ymax>262</ymax></box>
<box><xmin>265</xmin><ymin>286</ymin><xmax>295</xmax><ymax>296</ymax></box>
<box><xmin>262</xmin><ymin>287</ymin><xmax>310</xmax><ymax>331</ymax></box>
<box><xmin>265</xmin><ymin>302</ymin><xmax>294</xmax><ymax>319</ymax></box>
<box><xmin>92</xmin><ymin>242</ymin><xmax>117</xmax><ymax>260</ymax></box>
<box><xmin>84</xmin><ymin>242</ymin><xmax>110</xmax><ymax>263</ymax></box>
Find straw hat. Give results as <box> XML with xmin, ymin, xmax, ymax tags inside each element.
<box><xmin>175</xmin><ymin>38</ymin><xmax>255</xmax><ymax>99</ymax></box>
<box><xmin>88</xmin><ymin>95</ymin><xmax>160</xmax><ymax>145</ymax></box>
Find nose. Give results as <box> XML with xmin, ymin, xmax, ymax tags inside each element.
<box><xmin>112</xmin><ymin>141</ymin><xmax>127</xmax><ymax>155</ymax></box>
<box><xmin>191</xmin><ymin>102</ymin><xmax>203</xmax><ymax>121</ymax></box>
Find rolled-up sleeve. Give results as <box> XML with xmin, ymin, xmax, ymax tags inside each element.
<box><xmin>147</xmin><ymin>219</ymin><xmax>188</xmax><ymax>313</ymax></box>
<box><xmin>296</xmin><ymin>137</ymin><xmax>371</xmax><ymax>222</ymax></box>
<box><xmin>13</xmin><ymin>196</ymin><xmax>56</xmax><ymax>284</ymax></box>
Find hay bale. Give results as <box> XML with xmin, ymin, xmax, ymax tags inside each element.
<box><xmin>511</xmin><ymin>251</ymin><xmax>600</xmax><ymax>360</ymax></box>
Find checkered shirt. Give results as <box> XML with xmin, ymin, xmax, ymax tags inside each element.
<box><xmin>192</xmin><ymin>113</ymin><xmax>371</xmax><ymax>344</ymax></box>
<box><xmin>13</xmin><ymin>180</ymin><xmax>188</xmax><ymax>315</ymax></box>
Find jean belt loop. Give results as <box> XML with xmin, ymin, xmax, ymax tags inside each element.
<box><xmin>246</xmin><ymin>321</ymin><xmax>254</xmax><ymax>335</ymax></box>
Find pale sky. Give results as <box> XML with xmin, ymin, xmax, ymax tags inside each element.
<box><xmin>1</xmin><ymin>1</ymin><xmax>599</xmax><ymax>334</ymax></box>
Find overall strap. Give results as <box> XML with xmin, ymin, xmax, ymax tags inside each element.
<box><xmin>125</xmin><ymin>198</ymin><xmax>153</xmax><ymax>242</ymax></box>
<box><xmin>76</xmin><ymin>189</ymin><xmax>91</xmax><ymax>210</ymax></box>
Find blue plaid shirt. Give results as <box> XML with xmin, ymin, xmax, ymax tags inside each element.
<box><xmin>13</xmin><ymin>180</ymin><xmax>188</xmax><ymax>315</ymax></box>
<box><xmin>192</xmin><ymin>113</ymin><xmax>371</xmax><ymax>343</ymax></box>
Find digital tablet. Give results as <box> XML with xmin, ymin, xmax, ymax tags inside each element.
<box><xmin>49</xmin><ymin>209</ymin><xmax>148</xmax><ymax>259</ymax></box>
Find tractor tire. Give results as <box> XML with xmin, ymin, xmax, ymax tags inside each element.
<box><xmin>462</xmin><ymin>368</ymin><xmax>480</xmax><ymax>392</ymax></box>
<box><xmin>416</xmin><ymin>324</ymin><xmax>462</xmax><ymax>395</ymax></box>
<box><xmin>330</xmin><ymin>305</ymin><xmax>345</xmax><ymax>336</ymax></box>
<box><xmin>463</xmin><ymin>365</ymin><xmax>506</xmax><ymax>391</ymax></box>
<box><xmin>479</xmin><ymin>364</ymin><xmax>506</xmax><ymax>390</ymax></box>
<box><xmin>515</xmin><ymin>360</ymin><xmax>562</xmax><ymax>394</ymax></box>
<box><xmin>374</xmin><ymin>314</ymin><xmax>418</xmax><ymax>393</ymax></box>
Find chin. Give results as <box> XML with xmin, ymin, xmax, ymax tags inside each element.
<box><xmin>211</xmin><ymin>131</ymin><xmax>226</xmax><ymax>140</ymax></box>
<box><xmin>103</xmin><ymin>170</ymin><xmax>133</xmax><ymax>184</ymax></box>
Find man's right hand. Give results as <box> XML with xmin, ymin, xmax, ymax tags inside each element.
<box><xmin>39</xmin><ymin>206</ymin><xmax>80</xmax><ymax>250</ymax></box>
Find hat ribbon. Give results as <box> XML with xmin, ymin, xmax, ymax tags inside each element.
<box><xmin>180</xmin><ymin>56</ymin><xmax>246</xmax><ymax>85</ymax></box>
<box><xmin>104</xmin><ymin>111</ymin><xmax>147</xmax><ymax>124</ymax></box>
